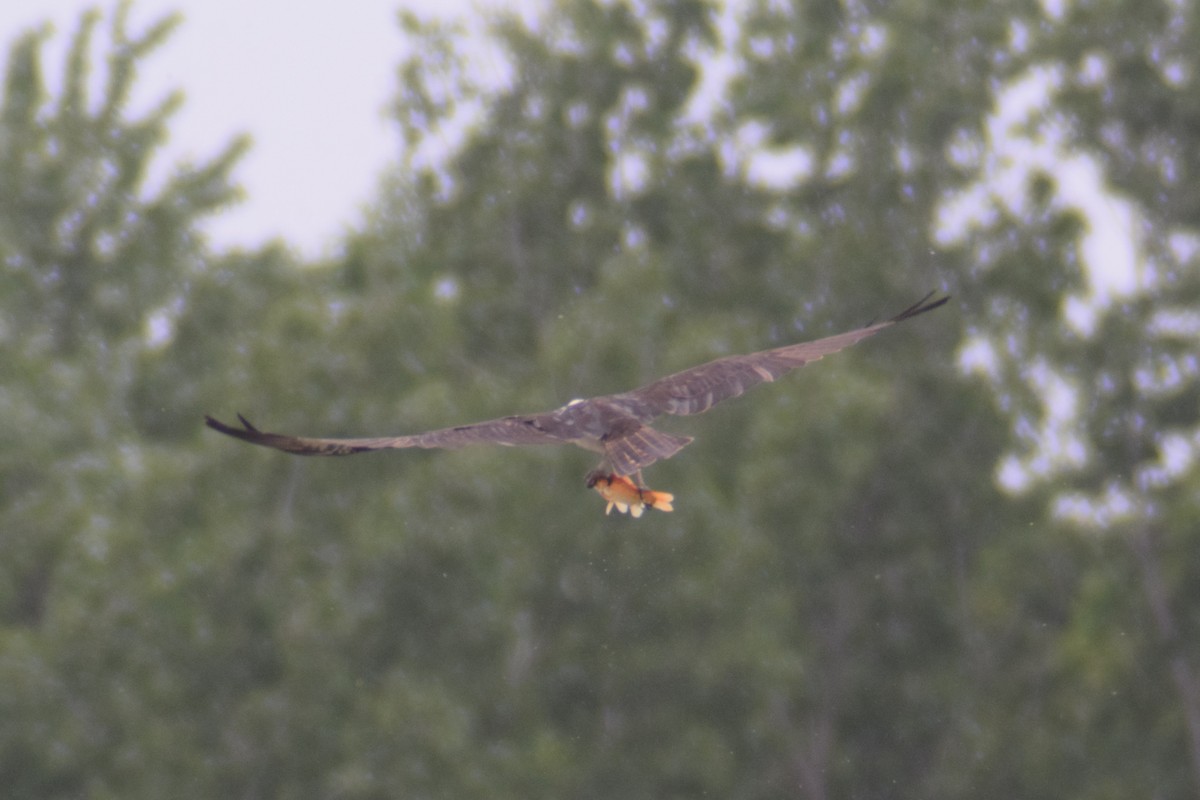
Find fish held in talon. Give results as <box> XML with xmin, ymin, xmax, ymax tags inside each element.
<box><xmin>588</xmin><ymin>473</ymin><xmax>675</xmax><ymax>517</ymax></box>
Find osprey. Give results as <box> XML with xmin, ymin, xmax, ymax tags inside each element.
<box><xmin>206</xmin><ymin>292</ymin><xmax>948</xmax><ymax>516</ymax></box>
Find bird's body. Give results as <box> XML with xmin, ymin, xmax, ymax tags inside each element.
<box><xmin>206</xmin><ymin>292</ymin><xmax>948</xmax><ymax>515</ymax></box>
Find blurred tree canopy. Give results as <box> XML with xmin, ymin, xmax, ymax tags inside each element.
<box><xmin>1</xmin><ymin>0</ymin><xmax>1197</xmax><ymax>798</ymax></box>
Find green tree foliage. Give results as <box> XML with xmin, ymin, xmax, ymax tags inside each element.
<box><xmin>0</xmin><ymin>5</ymin><xmax>249</xmax><ymax>796</ymax></box>
<box><xmin>0</xmin><ymin>0</ymin><xmax>245</xmax><ymax>567</ymax></box>
<box><xmin>3</xmin><ymin>0</ymin><xmax>1197</xmax><ymax>798</ymax></box>
<box><xmin>934</xmin><ymin>1</ymin><xmax>1200</xmax><ymax>795</ymax></box>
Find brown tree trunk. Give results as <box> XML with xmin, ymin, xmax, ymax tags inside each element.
<box><xmin>1132</xmin><ymin>527</ymin><xmax>1200</xmax><ymax>791</ymax></box>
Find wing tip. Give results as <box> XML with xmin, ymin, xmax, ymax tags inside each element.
<box><xmin>890</xmin><ymin>291</ymin><xmax>950</xmax><ymax>324</ymax></box>
<box><xmin>205</xmin><ymin>413</ymin><xmax>257</xmax><ymax>436</ymax></box>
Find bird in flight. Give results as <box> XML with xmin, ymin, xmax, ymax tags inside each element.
<box><xmin>206</xmin><ymin>292</ymin><xmax>948</xmax><ymax>517</ymax></box>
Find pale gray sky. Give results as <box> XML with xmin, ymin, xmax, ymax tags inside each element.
<box><xmin>0</xmin><ymin>0</ymin><xmax>485</xmax><ymax>256</ymax></box>
<box><xmin>2</xmin><ymin>0</ymin><xmax>1136</xmax><ymax>310</ymax></box>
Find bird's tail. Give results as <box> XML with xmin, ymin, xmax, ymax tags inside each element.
<box><xmin>604</xmin><ymin>426</ymin><xmax>693</xmax><ymax>475</ymax></box>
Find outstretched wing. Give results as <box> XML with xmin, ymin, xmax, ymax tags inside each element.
<box><xmin>204</xmin><ymin>412</ymin><xmax>571</xmax><ymax>456</ymax></box>
<box><xmin>626</xmin><ymin>292</ymin><xmax>948</xmax><ymax>417</ymax></box>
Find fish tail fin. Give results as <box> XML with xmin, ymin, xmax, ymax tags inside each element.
<box><xmin>641</xmin><ymin>489</ymin><xmax>674</xmax><ymax>513</ymax></box>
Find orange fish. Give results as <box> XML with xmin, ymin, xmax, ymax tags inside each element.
<box><xmin>587</xmin><ymin>473</ymin><xmax>674</xmax><ymax>518</ymax></box>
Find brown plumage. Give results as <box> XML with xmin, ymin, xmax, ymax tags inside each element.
<box><xmin>206</xmin><ymin>292</ymin><xmax>948</xmax><ymax>511</ymax></box>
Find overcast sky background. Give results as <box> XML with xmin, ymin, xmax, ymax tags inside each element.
<box><xmin>0</xmin><ymin>0</ymin><xmax>500</xmax><ymax>256</ymax></box>
<box><xmin>1</xmin><ymin>0</ymin><xmax>1136</xmax><ymax>312</ymax></box>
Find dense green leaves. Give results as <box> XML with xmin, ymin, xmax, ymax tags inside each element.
<box><xmin>3</xmin><ymin>0</ymin><xmax>1198</xmax><ymax>797</ymax></box>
